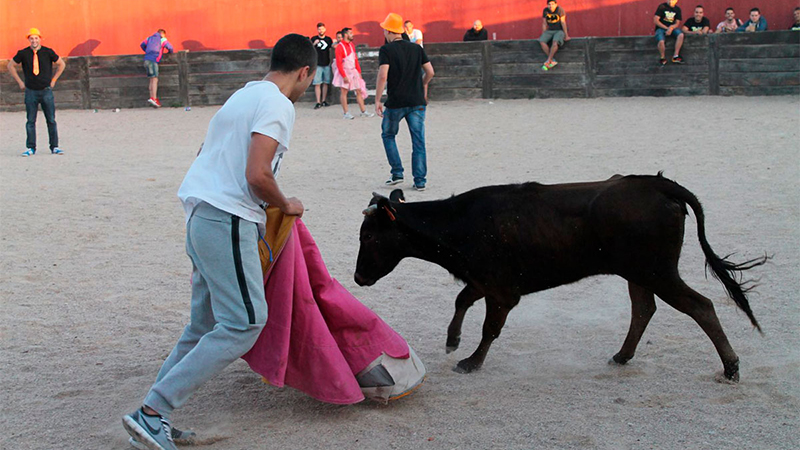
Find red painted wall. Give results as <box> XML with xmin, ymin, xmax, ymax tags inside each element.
<box><xmin>2</xmin><ymin>0</ymin><xmax>797</xmax><ymax>57</ymax></box>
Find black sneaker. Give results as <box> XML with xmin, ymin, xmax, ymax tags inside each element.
<box><xmin>314</xmin><ymin>103</ymin><xmax>322</xmax><ymax>109</ymax></box>
<box><xmin>385</xmin><ymin>176</ymin><xmax>404</xmax><ymax>186</ymax></box>
<box><xmin>414</xmin><ymin>184</ymin><xmax>426</xmax><ymax>191</ymax></box>
<box><xmin>321</xmin><ymin>101</ymin><xmax>330</xmax><ymax>107</ymax></box>
<box><xmin>672</xmin><ymin>55</ymin><xmax>684</xmax><ymax>64</ymax></box>
<box><xmin>659</xmin><ymin>58</ymin><xmax>667</xmax><ymax>66</ymax></box>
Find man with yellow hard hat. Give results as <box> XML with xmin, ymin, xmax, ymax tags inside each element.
<box><xmin>7</xmin><ymin>28</ymin><xmax>66</xmax><ymax>156</ymax></box>
<box><xmin>375</xmin><ymin>13</ymin><xmax>435</xmax><ymax>191</ymax></box>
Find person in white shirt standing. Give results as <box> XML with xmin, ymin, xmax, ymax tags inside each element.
<box><xmin>404</xmin><ymin>20</ymin><xmax>424</xmax><ymax>46</ymax></box>
<box><xmin>122</xmin><ymin>33</ymin><xmax>316</xmax><ymax>450</ymax></box>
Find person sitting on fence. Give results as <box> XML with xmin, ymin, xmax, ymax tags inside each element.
<box><xmin>716</xmin><ymin>7</ymin><xmax>743</xmax><ymax>33</ymax></box>
<box><xmin>682</xmin><ymin>5</ymin><xmax>711</xmax><ymax>35</ymax></box>
<box><xmin>332</xmin><ymin>27</ymin><xmax>373</xmax><ymax>120</ymax></box>
<box><xmin>140</xmin><ymin>29</ymin><xmax>174</xmax><ymax>108</ymax></box>
<box><xmin>736</xmin><ymin>8</ymin><xmax>768</xmax><ymax>32</ymax></box>
<box><xmin>404</xmin><ymin>21</ymin><xmax>424</xmax><ymax>46</ymax></box>
<box><xmin>790</xmin><ymin>7</ymin><xmax>800</xmax><ymax>30</ymax></box>
<box><xmin>538</xmin><ymin>0</ymin><xmax>570</xmax><ymax>70</ymax></box>
<box><xmin>464</xmin><ymin>20</ymin><xmax>489</xmax><ymax>41</ymax></box>
<box><xmin>654</xmin><ymin>0</ymin><xmax>685</xmax><ymax>66</ymax></box>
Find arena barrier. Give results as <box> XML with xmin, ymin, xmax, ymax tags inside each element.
<box><xmin>1</xmin><ymin>31</ymin><xmax>797</xmax><ymax>112</ymax></box>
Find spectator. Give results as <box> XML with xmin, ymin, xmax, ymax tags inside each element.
<box><xmin>654</xmin><ymin>0</ymin><xmax>685</xmax><ymax>66</ymax></box>
<box><xmin>332</xmin><ymin>27</ymin><xmax>373</xmax><ymax>119</ymax></box>
<box><xmin>332</xmin><ymin>30</ymin><xmax>343</xmax><ymax>49</ymax></box>
<box><xmin>121</xmin><ymin>34</ymin><xmax>315</xmax><ymax>450</ymax></box>
<box><xmin>311</xmin><ymin>22</ymin><xmax>333</xmax><ymax>109</ymax></box>
<box><xmin>716</xmin><ymin>7</ymin><xmax>743</xmax><ymax>33</ymax></box>
<box><xmin>7</xmin><ymin>27</ymin><xmax>66</xmax><ymax>156</ymax></box>
<box><xmin>375</xmin><ymin>13</ymin><xmax>435</xmax><ymax>191</ymax></box>
<box><xmin>737</xmin><ymin>8</ymin><xmax>768</xmax><ymax>32</ymax></box>
<box><xmin>140</xmin><ymin>29</ymin><xmax>174</xmax><ymax>108</ymax></box>
<box><xmin>682</xmin><ymin>5</ymin><xmax>710</xmax><ymax>34</ymax></box>
<box><xmin>404</xmin><ymin>20</ymin><xmax>424</xmax><ymax>46</ymax></box>
<box><xmin>790</xmin><ymin>7</ymin><xmax>800</xmax><ymax>30</ymax></box>
<box><xmin>538</xmin><ymin>0</ymin><xmax>570</xmax><ymax>70</ymax></box>
<box><xmin>463</xmin><ymin>20</ymin><xmax>489</xmax><ymax>41</ymax></box>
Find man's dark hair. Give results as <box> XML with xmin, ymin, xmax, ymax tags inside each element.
<box><xmin>341</xmin><ymin>27</ymin><xmax>352</xmax><ymax>34</ymax></box>
<box><xmin>317</xmin><ymin>22</ymin><xmax>325</xmax><ymax>28</ymax></box>
<box><xmin>158</xmin><ymin>28</ymin><xmax>166</xmax><ymax>34</ymax></box>
<box><xmin>404</xmin><ymin>20</ymin><xmax>412</xmax><ymax>25</ymax></box>
<box><xmin>795</xmin><ymin>6</ymin><xmax>800</xmax><ymax>12</ymax></box>
<box><xmin>750</xmin><ymin>7</ymin><xmax>760</xmax><ymax>13</ymax></box>
<box><xmin>725</xmin><ymin>7</ymin><xmax>734</xmax><ymax>12</ymax></box>
<box><xmin>270</xmin><ymin>34</ymin><xmax>317</xmax><ymax>73</ymax></box>
<box><xmin>696</xmin><ymin>5</ymin><xmax>703</xmax><ymax>9</ymax></box>
<box><xmin>547</xmin><ymin>0</ymin><xmax>557</xmax><ymax>4</ymax></box>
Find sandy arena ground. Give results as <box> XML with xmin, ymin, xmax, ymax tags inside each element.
<box><xmin>1</xmin><ymin>96</ymin><xmax>799</xmax><ymax>450</ymax></box>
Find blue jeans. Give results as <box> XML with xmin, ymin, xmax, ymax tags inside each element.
<box><xmin>381</xmin><ymin>106</ymin><xmax>427</xmax><ymax>186</ymax></box>
<box><xmin>25</xmin><ymin>87</ymin><xmax>59</xmax><ymax>151</ymax></box>
<box><xmin>655</xmin><ymin>27</ymin><xmax>683</xmax><ymax>42</ymax></box>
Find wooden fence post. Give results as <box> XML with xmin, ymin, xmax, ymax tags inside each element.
<box><xmin>708</xmin><ymin>34</ymin><xmax>720</xmax><ymax>96</ymax></box>
<box><xmin>78</xmin><ymin>57</ymin><xmax>91</xmax><ymax>109</ymax></box>
<box><xmin>584</xmin><ymin>37</ymin><xmax>597</xmax><ymax>98</ymax></box>
<box><xmin>481</xmin><ymin>42</ymin><xmax>493</xmax><ymax>99</ymax></box>
<box><xmin>178</xmin><ymin>50</ymin><xmax>190</xmax><ymax>106</ymax></box>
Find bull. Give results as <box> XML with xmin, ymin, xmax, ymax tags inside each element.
<box><xmin>354</xmin><ymin>173</ymin><xmax>768</xmax><ymax>382</ymax></box>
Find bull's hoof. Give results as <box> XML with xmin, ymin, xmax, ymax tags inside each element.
<box><xmin>716</xmin><ymin>359</ymin><xmax>740</xmax><ymax>384</ymax></box>
<box><xmin>445</xmin><ymin>336</ymin><xmax>460</xmax><ymax>354</ymax></box>
<box><xmin>609</xmin><ymin>353</ymin><xmax>632</xmax><ymax>365</ymax></box>
<box><xmin>453</xmin><ymin>358</ymin><xmax>481</xmax><ymax>374</ymax></box>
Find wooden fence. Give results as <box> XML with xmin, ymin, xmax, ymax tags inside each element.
<box><xmin>1</xmin><ymin>31</ymin><xmax>797</xmax><ymax>112</ymax></box>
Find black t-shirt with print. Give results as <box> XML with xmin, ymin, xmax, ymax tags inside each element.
<box><xmin>543</xmin><ymin>6</ymin><xmax>566</xmax><ymax>31</ymax></box>
<box><xmin>311</xmin><ymin>35</ymin><xmax>333</xmax><ymax>66</ymax></box>
<box><xmin>684</xmin><ymin>16</ymin><xmax>710</xmax><ymax>31</ymax></box>
<box><xmin>655</xmin><ymin>3</ymin><xmax>682</xmax><ymax>30</ymax></box>
<box><xmin>378</xmin><ymin>40</ymin><xmax>430</xmax><ymax>108</ymax></box>
<box><xmin>13</xmin><ymin>46</ymin><xmax>60</xmax><ymax>90</ymax></box>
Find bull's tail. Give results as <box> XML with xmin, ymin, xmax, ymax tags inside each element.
<box><xmin>655</xmin><ymin>173</ymin><xmax>769</xmax><ymax>333</ymax></box>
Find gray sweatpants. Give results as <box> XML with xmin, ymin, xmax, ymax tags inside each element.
<box><xmin>144</xmin><ymin>202</ymin><xmax>268</xmax><ymax>419</ymax></box>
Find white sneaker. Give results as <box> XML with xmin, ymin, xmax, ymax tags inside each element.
<box><xmin>343</xmin><ymin>112</ymin><xmax>355</xmax><ymax>120</ymax></box>
<box><xmin>360</xmin><ymin>111</ymin><xmax>375</xmax><ymax>118</ymax></box>
<box><xmin>357</xmin><ymin>346</ymin><xmax>426</xmax><ymax>404</ymax></box>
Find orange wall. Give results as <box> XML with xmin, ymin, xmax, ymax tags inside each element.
<box><xmin>2</xmin><ymin>0</ymin><xmax>797</xmax><ymax>57</ymax></box>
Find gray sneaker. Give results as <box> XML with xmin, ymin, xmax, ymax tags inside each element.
<box><xmin>343</xmin><ymin>112</ymin><xmax>355</xmax><ymax>120</ymax></box>
<box><xmin>129</xmin><ymin>426</ymin><xmax>196</xmax><ymax>449</ymax></box>
<box><xmin>122</xmin><ymin>408</ymin><xmax>177</xmax><ymax>450</ymax></box>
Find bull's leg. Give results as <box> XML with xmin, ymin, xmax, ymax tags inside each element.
<box><xmin>652</xmin><ymin>277</ymin><xmax>741</xmax><ymax>382</ymax></box>
<box><xmin>611</xmin><ymin>282</ymin><xmax>657</xmax><ymax>365</ymax></box>
<box><xmin>454</xmin><ymin>297</ymin><xmax>513</xmax><ymax>374</ymax></box>
<box><xmin>446</xmin><ymin>285</ymin><xmax>483</xmax><ymax>353</ymax></box>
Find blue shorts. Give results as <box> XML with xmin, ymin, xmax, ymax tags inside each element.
<box><xmin>655</xmin><ymin>27</ymin><xmax>683</xmax><ymax>42</ymax></box>
<box><xmin>313</xmin><ymin>65</ymin><xmax>332</xmax><ymax>85</ymax></box>
<box><xmin>144</xmin><ymin>60</ymin><xmax>159</xmax><ymax>78</ymax></box>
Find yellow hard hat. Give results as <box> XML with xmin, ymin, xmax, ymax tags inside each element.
<box><xmin>27</xmin><ymin>28</ymin><xmax>42</xmax><ymax>38</ymax></box>
<box><xmin>380</xmin><ymin>13</ymin><xmax>404</xmax><ymax>34</ymax></box>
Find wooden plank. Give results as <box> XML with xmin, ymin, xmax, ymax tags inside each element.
<box><xmin>716</xmin><ymin>31</ymin><xmax>800</xmax><ymax>46</ymax></box>
<box><xmin>188</xmin><ymin>72</ymin><xmax>264</xmax><ymax>85</ymax></box>
<box><xmin>718</xmin><ymin>45</ymin><xmax>800</xmax><ymax>59</ymax></box>
<box><xmin>595</xmin><ymin>87</ymin><xmax>709</xmax><ymax>97</ymax></box>
<box><xmin>719</xmin><ymin>58</ymin><xmax>800</xmax><ymax>73</ymax></box>
<box><xmin>481</xmin><ymin>41</ymin><xmax>492</xmax><ymax>99</ymax></box>
<box><xmin>594</xmin><ymin>73</ymin><xmax>708</xmax><ymax>89</ymax></box>
<box><xmin>427</xmin><ymin>54</ymin><xmax>483</xmax><ymax>66</ymax></box>
<box><xmin>492</xmin><ymin>88</ymin><xmax>587</xmax><ymax>99</ymax></box>
<box><xmin>424</xmin><ymin>42</ymin><xmax>486</xmax><ymax>55</ymax></box>
<box><xmin>594</xmin><ymin>36</ymin><xmax>707</xmax><ymax>52</ymax></box>
<box><xmin>428</xmin><ymin>88</ymin><xmax>482</xmax><ymax>101</ymax></box>
<box><xmin>430</xmin><ymin>77</ymin><xmax>481</xmax><ymax>89</ymax></box>
<box><xmin>89</xmin><ymin>64</ymin><xmax>179</xmax><ymax>78</ymax></box>
<box><xmin>91</xmin><ymin>75</ymin><xmax>179</xmax><ymax>88</ymax></box>
<box><xmin>177</xmin><ymin>51</ymin><xmax>189</xmax><ymax>107</ymax></box>
<box><xmin>596</xmin><ymin>61</ymin><xmax>709</xmax><ymax>75</ymax></box>
<box><xmin>185</xmin><ymin>49</ymin><xmax>271</xmax><ymax>64</ymax></box>
<box><xmin>493</xmin><ymin>73</ymin><xmax>587</xmax><ymax>89</ymax></box>
<box><xmin>493</xmin><ymin>62</ymin><xmax>585</xmax><ymax>75</ymax></box>
<box><xmin>719</xmin><ymin>86</ymin><xmax>800</xmax><ymax>96</ymax></box>
<box><xmin>434</xmin><ymin>65</ymin><xmax>482</xmax><ymax>77</ymax></box>
<box><xmin>719</xmin><ymin>71</ymin><xmax>800</xmax><ymax>87</ymax></box>
<box><xmin>492</xmin><ymin>50</ymin><xmax>585</xmax><ymax>64</ymax></box>
<box><xmin>188</xmin><ymin>84</ymin><xmax>247</xmax><ymax>95</ymax></box>
<box><xmin>187</xmin><ymin>60</ymin><xmax>271</xmax><ymax>74</ymax></box>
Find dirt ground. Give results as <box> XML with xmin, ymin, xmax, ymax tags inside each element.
<box><xmin>1</xmin><ymin>96</ymin><xmax>798</xmax><ymax>450</ymax></box>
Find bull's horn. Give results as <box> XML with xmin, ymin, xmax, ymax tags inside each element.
<box><xmin>362</xmin><ymin>204</ymin><xmax>378</xmax><ymax>216</ymax></box>
<box><xmin>371</xmin><ymin>192</ymin><xmax>388</xmax><ymax>200</ymax></box>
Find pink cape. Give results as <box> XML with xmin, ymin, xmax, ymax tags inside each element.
<box><xmin>242</xmin><ymin>219</ymin><xmax>409</xmax><ymax>404</ymax></box>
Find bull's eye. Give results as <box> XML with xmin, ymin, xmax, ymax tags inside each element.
<box><xmin>364</xmin><ymin>233</ymin><xmax>373</xmax><ymax>240</ymax></box>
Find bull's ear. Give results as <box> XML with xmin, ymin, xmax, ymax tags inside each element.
<box><xmin>389</xmin><ymin>189</ymin><xmax>405</xmax><ymax>203</ymax></box>
<box><xmin>376</xmin><ymin>197</ymin><xmax>398</xmax><ymax>222</ymax></box>
<box><xmin>369</xmin><ymin>191</ymin><xmax>388</xmax><ymax>207</ymax></box>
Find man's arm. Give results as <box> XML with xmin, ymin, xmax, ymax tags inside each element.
<box><xmin>416</xmin><ymin>31</ymin><xmax>423</xmax><ymax>46</ymax></box>
<box><xmin>51</xmin><ymin>57</ymin><xmax>66</xmax><ymax>88</ymax></box>
<box><xmin>7</xmin><ymin>60</ymin><xmax>25</xmax><ymax>90</ymax></box>
<box><xmin>654</xmin><ymin>15</ymin><xmax>669</xmax><ymax>30</ymax></box>
<box><xmin>562</xmin><ymin>15</ymin><xmax>570</xmax><ymax>40</ymax></box>
<box><xmin>374</xmin><ymin>64</ymin><xmax>389</xmax><ymax>117</ymax></box>
<box><xmin>422</xmin><ymin>61</ymin><xmax>434</xmax><ymax>102</ymax></box>
<box><xmin>164</xmin><ymin>41</ymin><xmax>174</xmax><ymax>53</ymax></box>
<box><xmin>245</xmin><ymin>133</ymin><xmax>304</xmax><ymax>217</ymax></box>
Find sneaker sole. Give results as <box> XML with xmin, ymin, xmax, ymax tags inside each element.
<box><xmin>122</xmin><ymin>416</ymin><xmax>168</xmax><ymax>450</ymax></box>
<box><xmin>385</xmin><ymin>180</ymin><xmax>404</xmax><ymax>186</ymax></box>
<box><xmin>388</xmin><ymin>375</ymin><xmax>426</xmax><ymax>401</ymax></box>
<box><xmin>129</xmin><ymin>437</ymin><xmax>148</xmax><ymax>450</ymax></box>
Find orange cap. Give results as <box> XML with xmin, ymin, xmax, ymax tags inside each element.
<box><xmin>380</xmin><ymin>13</ymin><xmax>404</xmax><ymax>34</ymax></box>
<box><xmin>27</xmin><ymin>28</ymin><xmax>42</xmax><ymax>38</ymax></box>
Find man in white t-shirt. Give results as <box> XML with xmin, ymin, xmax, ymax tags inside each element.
<box><xmin>404</xmin><ymin>20</ymin><xmax>424</xmax><ymax>46</ymax></box>
<box><xmin>122</xmin><ymin>34</ymin><xmax>316</xmax><ymax>450</ymax></box>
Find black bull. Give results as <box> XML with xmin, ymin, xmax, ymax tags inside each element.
<box><xmin>354</xmin><ymin>174</ymin><xmax>768</xmax><ymax>382</ymax></box>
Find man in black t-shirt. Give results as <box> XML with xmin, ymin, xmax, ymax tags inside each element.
<box><xmin>682</xmin><ymin>5</ymin><xmax>710</xmax><ymax>34</ymax></box>
<box><xmin>7</xmin><ymin>27</ymin><xmax>66</xmax><ymax>156</ymax></box>
<box><xmin>311</xmin><ymin>23</ymin><xmax>334</xmax><ymax>109</ymax></box>
<box><xmin>538</xmin><ymin>0</ymin><xmax>570</xmax><ymax>70</ymax></box>
<box><xmin>653</xmin><ymin>0</ymin><xmax>685</xmax><ymax>65</ymax></box>
<box><xmin>791</xmin><ymin>7</ymin><xmax>800</xmax><ymax>30</ymax></box>
<box><xmin>464</xmin><ymin>20</ymin><xmax>489</xmax><ymax>41</ymax></box>
<box><xmin>375</xmin><ymin>13</ymin><xmax>435</xmax><ymax>191</ymax></box>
